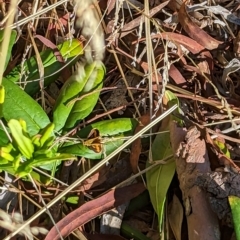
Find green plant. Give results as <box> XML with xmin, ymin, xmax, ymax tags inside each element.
<box><xmin>0</xmin><ymin>119</ymin><xmax>76</xmax><ymax>178</ymax></box>
<box><xmin>0</xmin><ymin>34</ymin><xmax>138</xmax><ymax>182</ymax></box>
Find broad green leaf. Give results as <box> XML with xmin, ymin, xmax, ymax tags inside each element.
<box><xmin>39</xmin><ymin>123</ymin><xmax>55</xmax><ymax>147</ymax></box>
<box><xmin>77</xmin><ymin>118</ymin><xmax>138</xmax><ymax>137</ymax></box>
<box><xmin>0</xmin><ymin>157</ymin><xmax>9</xmax><ymax>165</ymax></box>
<box><xmin>0</xmin><ymin>29</ymin><xmax>17</xmax><ymax>117</ymax></box>
<box><xmin>146</xmin><ymin>90</ymin><xmax>180</xmax><ymax>230</ymax></box>
<box><xmin>0</xmin><ymin>29</ymin><xmax>17</xmax><ymax>71</ymax></box>
<box><xmin>146</xmin><ymin>132</ymin><xmax>175</xmax><ymax>230</ymax></box>
<box><xmin>31</xmin><ymin>153</ymin><xmax>76</xmax><ymax>167</ymax></box>
<box><xmin>63</xmin><ymin>61</ymin><xmax>105</xmax><ymax>130</ymax></box>
<box><xmin>229</xmin><ymin>195</ymin><xmax>240</xmax><ymax>240</ymax></box>
<box><xmin>2</xmin><ymin>78</ymin><xmax>50</xmax><ymax>136</ymax></box>
<box><xmin>8</xmin><ymin>119</ymin><xmax>34</xmax><ymax>159</ymax></box>
<box><xmin>59</xmin><ymin>118</ymin><xmax>138</xmax><ymax>159</ymax></box>
<box><xmin>0</xmin><ymin>163</ymin><xmax>15</xmax><ymax>175</ymax></box>
<box><xmin>53</xmin><ymin>71</ymin><xmax>88</xmax><ymax>131</ymax></box>
<box><xmin>53</xmin><ymin>61</ymin><xmax>105</xmax><ymax>131</ymax></box>
<box><xmin>15</xmin><ymin>153</ymin><xmax>76</xmax><ymax>177</ymax></box>
<box><xmin>5</xmin><ymin>39</ymin><xmax>83</xmax><ymax>95</ymax></box>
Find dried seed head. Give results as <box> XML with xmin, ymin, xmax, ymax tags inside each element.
<box><xmin>74</xmin><ymin>0</ymin><xmax>105</xmax><ymax>62</ymax></box>
<box><xmin>0</xmin><ymin>210</ymin><xmax>48</xmax><ymax>239</ymax></box>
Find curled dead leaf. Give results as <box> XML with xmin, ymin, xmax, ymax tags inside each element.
<box><xmin>45</xmin><ymin>183</ymin><xmax>145</xmax><ymax>240</ymax></box>
<box><xmin>130</xmin><ymin>114</ymin><xmax>150</xmax><ymax>173</ymax></box>
<box><xmin>178</xmin><ymin>2</ymin><xmax>222</xmax><ymax>50</ymax></box>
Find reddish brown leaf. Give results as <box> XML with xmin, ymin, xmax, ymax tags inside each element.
<box><xmin>45</xmin><ymin>183</ymin><xmax>146</xmax><ymax>240</ymax></box>
<box><xmin>130</xmin><ymin>115</ymin><xmax>150</xmax><ymax>173</ymax></box>
<box><xmin>178</xmin><ymin>2</ymin><xmax>222</xmax><ymax>50</ymax></box>
<box><xmin>34</xmin><ymin>35</ymin><xmax>58</xmax><ymax>50</ymax></box>
<box><xmin>167</xmin><ymin>0</ymin><xmax>182</xmax><ymax>11</ymax></box>
<box><xmin>48</xmin><ymin>13</ymin><xmax>70</xmax><ymax>31</ymax></box>
<box><xmin>79</xmin><ymin>167</ymin><xmax>108</xmax><ymax>192</ymax></box>
<box><xmin>136</xmin><ymin>32</ymin><xmax>205</xmax><ymax>54</ymax></box>
<box><xmin>107</xmin><ymin>0</ymin><xmax>116</xmax><ymax>15</ymax></box>
<box><xmin>169</xmin><ymin>64</ymin><xmax>186</xmax><ymax>85</ymax></box>
<box><xmin>135</xmin><ymin>32</ymin><xmax>214</xmax><ymax>71</ymax></box>
<box><xmin>34</xmin><ymin>35</ymin><xmax>64</xmax><ymax>63</ymax></box>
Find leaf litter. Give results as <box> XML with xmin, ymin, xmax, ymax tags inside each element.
<box><xmin>2</xmin><ymin>0</ymin><xmax>240</xmax><ymax>239</ymax></box>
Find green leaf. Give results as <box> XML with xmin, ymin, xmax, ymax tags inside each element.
<box><xmin>53</xmin><ymin>61</ymin><xmax>105</xmax><ymax>131</ymax></box>
<box><xmin>146</xmin><ymin>132</ymin><xmax>175</xmax><ymax>230</ymax></box>
<box><xmin>164</xmin><ymin>90</ymin><xmax>183</xmax><ymax>124</ymax></box>
<box><xmin>66</xmin><ymin>196</ymin><xmax>79</xmax><ymax>204</ymax></box>
<box><xmin>0</xmin><ymin>125</ymin><xmax>9</xmax><ymax>146</ymax></box>
<box><xmin>28</xmin><ymin>171</ymin><xmax>51</xmax><ymax>184</ymax></box>
<box><xmin>2</xmin><ymin>78</ymin><xmax>50</xmax><ymax>136</ymax></box>
<box><xmin>59</xmin><ymin>118</ymin><xmax>138</xmax><ymax>159</ymax></box>
<box><xmin>121</xmin><ymin>221</ymin><xmax>151</xmax><ymax>240</ymax></box>
<box><xmin>31</xmin><ymin>153</ymin><xmax>76</xmax><ymax>167</ymax></box>
<box><xmin>229</xmin><ymin>195</ymin><xmax>240</xmax><ymax>240</ymax></box>
<box><xmin>124</xmin><ymin>190</ymin><xmax>150</xmax><ymax>218</ymax></box>
<box><xmin>146</xmin><ymin>91</ymin><xmax>182</xmax><ymax>230</ymax></box>
<box><xmin>0</xmin><ymin>163</ymin><xmax>15</xmax><ymax>175</ymax></box>
<box><xmin>0</xmin><ymin>29</ymin><xmax>17</xmax><ymax>71</ymax></box>
<box><xmin>52</xmin><ymin>72</ymin><xmax>88</xmax><ymax>131</ymax></box>
<box><xmin>0</xmin><ymin>85</ymin><xmax>5</xmax><ymax>118</ymax></box>
<box><xmin>0</xmin><ymin>157</ymin><xmax>10</xmax><ymax>165</ymax></box>
<box><xmin>77</xmin><ymin>118</ymin><xmax>138</xmax><ymax>137</ymax></box>
<box><xmin>39</xmin><ymin>123</ymin><xmax>55</xmax><ymax>147</ymax></box>
<box><xmin>8</xmin><ymin>119</ymin><xmax>34</xmax><ymax>159</ymax></box>
<box><xmin>64</xmin><ymin>62</ymin><xmax>105</xmax><ymax>129</ymax></box>
<box><xmin>214</xmin><ymin>139</ymin><xmax>231</xmax><ymax>158</ymax></box>
<box><xmin>5</xmin><ymin>39</ymin><xmax>83</xmax><ymax>95</ymax></box>
<box><xmin>15</xmin><ymin>153</ymin><xmax>76</xmax><ymax>177</ymax></box>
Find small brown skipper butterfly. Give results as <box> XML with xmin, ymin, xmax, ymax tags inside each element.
<box><xmin>83</xmin><ymin>128</ymin><xmax>102</xmax><ymax>153</ymax></box>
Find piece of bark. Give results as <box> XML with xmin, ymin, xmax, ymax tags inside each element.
<box><xmin>170</xmin><ymin>122</ymin><xmax>220</xmax><ymax>240</ymax></box>
<box><xmin>196</xmin><ymin>171</ymin><xmax>240</xmax><ymax>225</ymax></box>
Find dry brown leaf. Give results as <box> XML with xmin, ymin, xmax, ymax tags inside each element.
<box><xmin>169</xmin><ymin>64</ymin><xmax>187</xmax><ymax>86</ymax></box>
<box><xmin>107</xmin><ymin>0</ymin><xmax>116</xmax><ymax>15</ymax></box>
<box><xmin>79</xmin><ymin>167</ymin><xmax>108</xmax><ymax>192</ymax></box>
<box><xmin>130</xmin><ymin>114</ymin><xmax>150</xmax><ymax>173</ymax></box>
<box><xmin>168</xmin><ymin>194</ymin><xmax>183</xmax><ymax>240</ymax></box>
<box><xmin>135</xmin><ymin>32</ymin><xmax>214</xmax><ymax>70</ymax></box>
<box><xmin>45</xmin><ymin>183</ymin><xmax>146</xmax><ymax>240</ymax></box>
<box><xmin>135</xmin><ymin>32</ymin><xmax>204</xmax><ymax>54</ymax></box>
<box><xmin>178</xmin><ymin>2</ymin><xmax>222</xmax><ymax>50</ymax></box>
